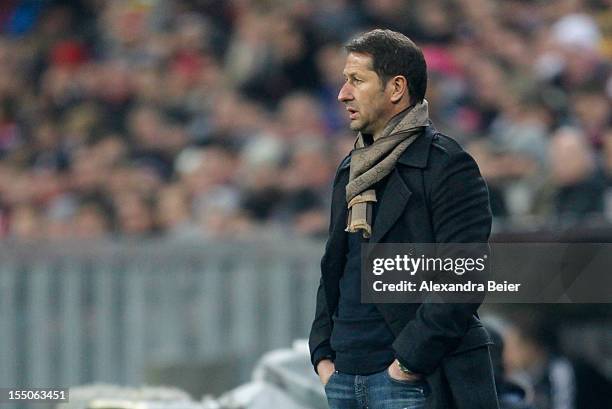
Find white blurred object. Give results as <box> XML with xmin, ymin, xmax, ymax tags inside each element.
<box><xmin>213</xmin><ymin>382</ymin><xmax>311</xmax><ymax>409</ymax></box>
<box><xmin>552</xmin><ymin>13</ymin><xmax>602</xmax><ymax>51</ymax></box>
<box><xmin>88</xmin><ymin>399</ymin><xmax>203</xmax><ymax>409</ymax></box>
<box><xmin>207</xmin><ymin>339</ymin><xmax>327</xmax><ymax>409</ymax></box>
<box><xmin>534</xmin><ymin>52</ymin><xmax>565</xmax><ymax>80</ymax></box>
<box><xmin>250</xmin><ymin>339</ymin><xmax>327</xmax><ymax>409</ymax></box>
<box><xmin>241</xmin><ymin>132</ymin><xmax>284</xmax><ymax>168</ymax></box>
<box><xmin>57</xmin><ymin>341</ymin><xmax>327</xmax><ymax>409</ymax></box>
<box><xmin>175</xmin><ymin>148</ymin><xmax>205</xmax><ymax>175</ymax></box>
<box><xmin>56</xmin><ymin>384</ymin><xmax>194</xmax><ymax>409</ymax></box>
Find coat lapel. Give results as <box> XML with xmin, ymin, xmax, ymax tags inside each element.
<box><xmin>369</xmin><ymin>125</ymin><xmax>435</xmax><ymax>244</ymax></box>
<box><xmin>369</xmin><ymin>169</ymin><xmax>412</xmax><ymax>245</ymax></box>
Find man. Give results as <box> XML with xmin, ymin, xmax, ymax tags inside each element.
<box><xmin>309</xmin><ymin>29</ymin><xmax>499</xmax><ymax>409</ymax></box>
<box><xmin>503</xmin><ymin>312</ymin><xmax>612</xmax><ymax>409</ymax></box>
<box><xmin>484</xmin><ymin>319</ymin><xmax>535</xmax><ymax>409</ymax></box>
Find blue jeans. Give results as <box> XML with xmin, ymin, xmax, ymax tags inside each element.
<box><xmin>324</xmin><ymin>368</ymin><xmax>429</xmax><ymax>409</ymax></box>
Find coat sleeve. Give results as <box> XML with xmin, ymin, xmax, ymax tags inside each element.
<box><xmin>308</xmin><ymin>275</ymin><xmax>335</xmax><ymax>373</ymax></box>
<box><xmin>392</xmin><ymin>149</ymin><xmax>492</xmax><ymax>375</ymax></box>
<box><xmin>308</xmin><ymin>162</ymin><xmax>347</xmax><ymax>373</ymax></box>
<box><xmin>308</xmin><ymin>222</ymin><xmax>337</xmax><ymax>373</ymax></box>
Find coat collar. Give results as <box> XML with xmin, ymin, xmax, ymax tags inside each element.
<box><xmin>396</xmin><ymin>124</ymin><xmax>435</xmax><ymax>168</ymax></box>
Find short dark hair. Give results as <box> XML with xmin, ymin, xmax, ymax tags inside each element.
<box><xmin>345</xmin><ymin>29</ymin><xmax>427</xmax><ymax>105</ymax></box>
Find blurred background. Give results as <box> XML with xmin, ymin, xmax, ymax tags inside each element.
<box><xmin>0</xmin><ymin>0</ymin><xmax>610</xmax><ymax>408</ymax></box>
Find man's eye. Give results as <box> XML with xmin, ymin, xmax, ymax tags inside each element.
<box><xmin>353</xmin><ymin>78</ymin><xmax>362</xmax><ymax>84</ymax></box>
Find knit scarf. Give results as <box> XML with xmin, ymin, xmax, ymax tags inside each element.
<box><xmin>346</xmin><ymin>100</ymin><xmax>429</xmax><ymax>238</ymax></box>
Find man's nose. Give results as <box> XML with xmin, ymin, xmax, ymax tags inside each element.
<box><xmin>338</xmin><ymin>83</ymin><xmax>353</xmax><ymax>102</ymax></box>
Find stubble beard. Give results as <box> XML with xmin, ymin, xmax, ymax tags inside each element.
<box><xmin>349</xmin><ymin>120</ymin><xmax>363</xmax><ymax>132</ymax></box>
<box><xmin>349</xmin><ymin>115</ymin><xmax>371</xmax><ymax>133</ymax></box>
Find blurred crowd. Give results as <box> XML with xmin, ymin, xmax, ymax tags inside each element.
<box><xmin>484</xmin><ymin>311</ymin><xmax>612</xmax><ymax>409</ymax></box>
<box><xmin>0</xmin><ymin>0</ymin><xmax>611</xmax><ymax>240</ymax></box>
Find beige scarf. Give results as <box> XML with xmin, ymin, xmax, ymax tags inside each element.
<box><xmin>346</xmin><ymin>100</ymin><xmax>429</xmax><ymax>238</ymax></box>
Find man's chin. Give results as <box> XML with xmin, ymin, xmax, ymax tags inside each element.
<box><xmin>349</xmin><ymin>121</ymin><xmax>363</xmax><ymax>132</ymax></box>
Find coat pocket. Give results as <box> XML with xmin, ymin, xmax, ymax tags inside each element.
<box><xmin>448</xmin><ymin>324</ymin><xmax>493</xmax><ymax>356</ymax></box>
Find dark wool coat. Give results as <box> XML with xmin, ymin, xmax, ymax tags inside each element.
<box><xmin>309</xmin><ymin>124</ymin><xmax>500</xmax><ymax>409</ymax></box>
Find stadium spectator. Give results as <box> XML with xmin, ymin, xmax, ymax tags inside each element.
<box><xmin>483</xmin><ymin>318</ymin><xmax>535</xmax><ymax>409</ymax></box>
<box><xmin>503</xmin><ymin>311</ymin><xmax>612</xmax><ymax>409</ymax></box>
<box><xmin>547</xmin><ymin>127</ymin><xmax>605</xmax><ymax>222</ymax></box>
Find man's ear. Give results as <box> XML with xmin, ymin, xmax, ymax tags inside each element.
<box><xmin>389</xmin><ymin>75</ymin><xmax>409</xmax><ymax>104</ymax></box>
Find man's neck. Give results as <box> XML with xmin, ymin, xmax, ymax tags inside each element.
<box><xmin>362</xmin><ymin>134</ymin><xmax>374</xmax><ymax>146</ymax></box>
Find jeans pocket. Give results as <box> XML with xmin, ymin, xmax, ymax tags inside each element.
<box><xmin>384</xmin><ymin>368</ymin><xmax>428</xmax><ymax>391</ymax></box>
<box><xmin>324</xmin><ymin>370</ymin><xmax>339</xmax><ymax>389</ymax></box>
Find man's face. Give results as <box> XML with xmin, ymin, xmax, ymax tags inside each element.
<box><xmin>338</xmin><ymin>52</ymin><xmax>393</xmax><ymax>136</ymax></box>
